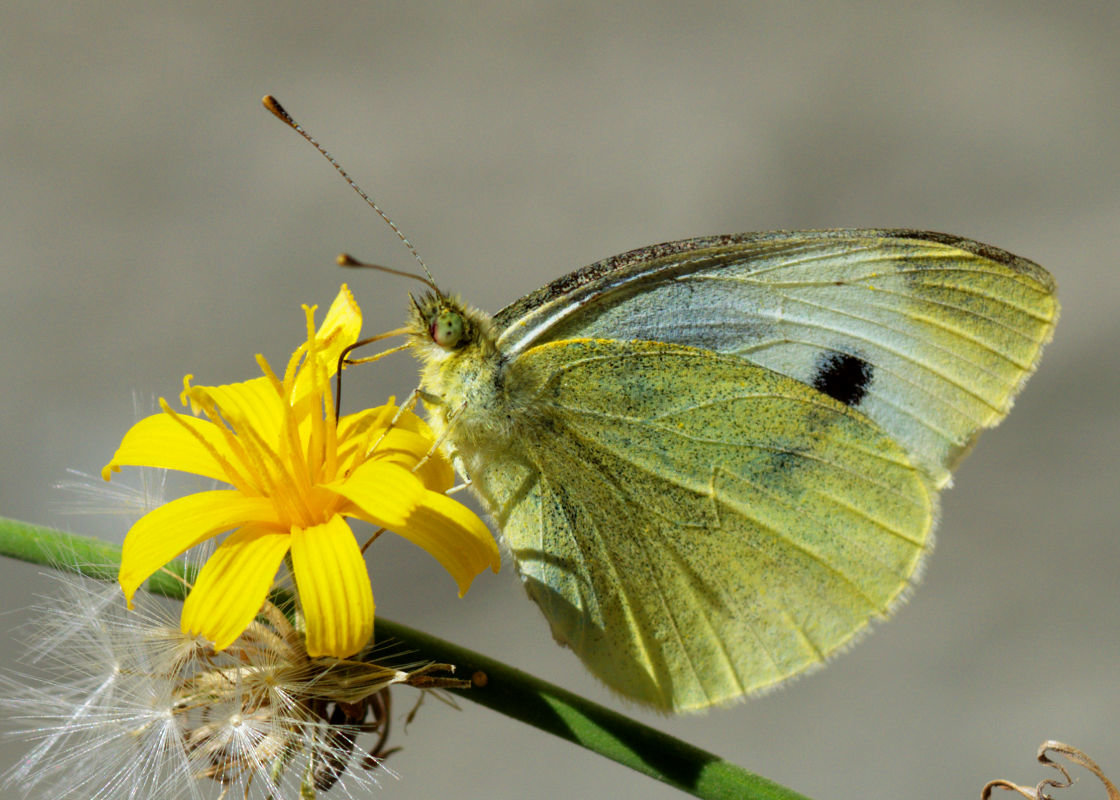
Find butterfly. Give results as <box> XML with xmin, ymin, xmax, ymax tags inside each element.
<box><xmin>403</xmin><ymin>229</ymin><xmax>1058</xmax><ymax>712</ymax></box>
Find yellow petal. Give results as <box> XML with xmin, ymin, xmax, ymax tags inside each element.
<box><xmin>185</xmin><ymin>375</ymin><xmax>285</xmax><ymax>445</ymax></box>
<box><xmin>415</xmin><ymin>452</ymin><xmax>455</xmax><ymax>493</ymax></box>
<box><xmin>388</xmin><ymin>406</ymin><xmax>435</xmax><ymax>438</ymax></box>
<box><xmin>327</xmin><ymin>461</ymin><xmax>426</xmax><ymax>530</ymax></box>
<box><xmin>290</xmin><ymin>515</ymin><xmax>373</xmax><ymax>658</ymax></box>
<box><xmin>315</xmin><ymin>285</ymin><xmax>362</xmax><ymax>368</ymax></box>
<box><xmin>335</xmin><ymin>407</ymin><xmax>455</xmax><ymax>490</ymax></box>
<box><xmin>396</xmin><ymin>491</ymin><xmax>500</xmax><ymax>596</ymax></box>
<box><xmin>102</xmin><ymin>412</ymin><xmax>232</xmax><ymax>483</ymax></box>
<box><xmin>119</xmin><ymin>491</ymin><xmax>278</xmax><ymax>605</ymax></box>
<box><xmin>334</xmin><ymin>404</ymin><xmax>396</xmax><ymax>458</ymax></box>
<box><xmin>369</xmin><ymin>428</ymin><xmax>455</xmax><ymax>491</ymax></box>
<box><xmin>180</xmin><ymin>523</ymin><xmax>291</xmax><ymax>650</ymax></box>
<box><xmin>292</xmin><ymin>286</ymin><xmax>363</xmax><ymax>404</ymax></box>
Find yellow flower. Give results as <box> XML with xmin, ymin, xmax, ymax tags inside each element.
<box><xmin>103</xmin><ymin>286</ymin><xmax>499</xmax><ymax>658</ymax></box>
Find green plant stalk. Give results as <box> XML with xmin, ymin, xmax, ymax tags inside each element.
<box><xmin>376</xmin><ymin>615</ymin><xmax>805</xmax><ymax>800</ymax></box>
<box><xmin>0</xmin><ymin>516</ymin><xmax>809</xmax><ymax>800</ymax></box>
<box><xmin>0</xmin><ymin>517</ymin><xmax>188</xmax><ymax>599</ymax></box>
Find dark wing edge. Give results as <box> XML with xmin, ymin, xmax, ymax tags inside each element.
<box><xmin>494</xmin><ymin>229</ymin><xmax>1055</xmax><ymax>345</ymax></box>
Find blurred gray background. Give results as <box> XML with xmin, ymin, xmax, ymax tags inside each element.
<box><xmin>2</xmin><ymin>2</ymin><xmax>1117</xmax><ymax>798</ymax></box>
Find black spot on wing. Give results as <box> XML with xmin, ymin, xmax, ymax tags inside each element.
<box><xmin>811</xmin><ymin>352</ymin><xmax>873</xmax><ymax>407</ymax></box>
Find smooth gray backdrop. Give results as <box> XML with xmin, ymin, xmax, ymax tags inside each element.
<box><xmin>3</xmin><ymin>2</ymin><xmax>1117</xmax><ymax>798</ymax></box>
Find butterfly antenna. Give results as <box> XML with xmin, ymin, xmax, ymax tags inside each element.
<box><xmin>262</xmin><ymin>95</ymin><xmax>439</xmax><ymax>293</ymax></box>
<box><xmin>336</xmin><ymin>252</ymin><xmax>439</xmax><ymax>293</ymax></box>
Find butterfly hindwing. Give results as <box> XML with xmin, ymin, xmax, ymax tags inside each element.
<box><xmin>469</xmin><ymin>337</ymin><xmax>934</xmax><ymax>711</ymax></box>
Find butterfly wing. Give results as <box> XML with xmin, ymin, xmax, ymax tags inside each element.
<box><xmin>468</xmin><ymin>337</ymin><xmax>933</xmax><ymax>711</ymax></box>
<box><xmin>494</xmin><ymin>230</ymin><xmax>1058</xmax><ymax>486</ymax></box>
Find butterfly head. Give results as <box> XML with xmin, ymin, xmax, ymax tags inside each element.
<box><xmin>407</xmin><ymin>292</ymin><xmax>499</xmax><ymax>364</ymax></box>
<box><xmin>406</xmin><ymin>292</ymin><xmax>504</xmax><ymax>441</ymax></box>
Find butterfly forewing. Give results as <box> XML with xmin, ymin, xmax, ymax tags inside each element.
<box><xmin>494</xmin><ymin>230</ymin><xmax>1058</xmax><ymax>485</ymax></box>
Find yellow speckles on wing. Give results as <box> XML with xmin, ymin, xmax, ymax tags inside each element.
<box><xmin>484</xmin><ymin>338</ymin><xmax>933</xmax><ymax>711</ymax></box>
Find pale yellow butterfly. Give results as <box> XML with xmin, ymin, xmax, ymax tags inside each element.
<box><xmin>405</xmin><ymin>231</ymin><xmax>1057</xmax><ymax>712</ymax></box>
<box><xmin>265</xmin><ymin>99</ymin><xmax>1058</xmax><ymax>713</ymax></box>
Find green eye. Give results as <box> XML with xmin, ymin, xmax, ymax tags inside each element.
<box><xmin>430</xmin><ymin>310</ymin><xmax>465</xmax><ymax>349</ymax></box>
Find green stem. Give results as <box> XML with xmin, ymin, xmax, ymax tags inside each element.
<box><xmin>0</xmin><ymin>516</ymin><xmax>189</xmax><ymax>600</ymax></box>
<box><xmin>376</xmin><ymin>617</ymin><xmax>807</xmax><ymax>800</ymax></box>
<box><xmin>0</xmin><ymin>516</ymin><xmax>809</xmax><ymax>800</ymax></box>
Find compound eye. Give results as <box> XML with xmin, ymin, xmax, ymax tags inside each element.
<box><xmin>430</xmin><ymin>310</ymin><xmax>464</xmax><ymax>349</ymax></box>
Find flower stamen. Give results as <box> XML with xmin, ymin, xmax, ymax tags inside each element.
<box><xmin>157</xmin><ymin>397</ymin><xmax>255</xmax><ymax>495</ymax></box>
